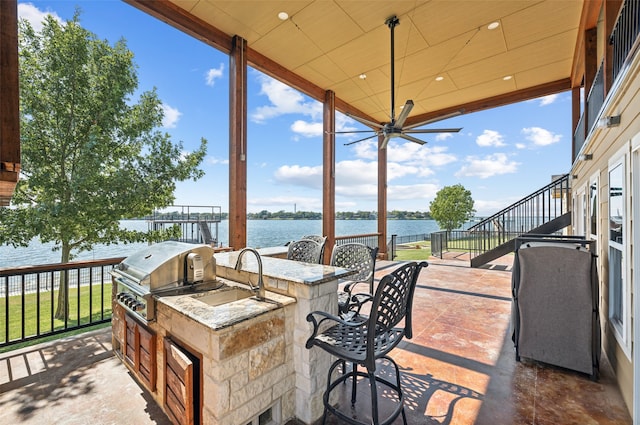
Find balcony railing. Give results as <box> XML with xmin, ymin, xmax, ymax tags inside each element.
<box><xmin>0</xmin><ymin>258</ymin><xmax>122</xmax><ymax>348</ymax></box>
<box><xmin>574</xmin><ymin>0</ymin><xmax>640</xmax><ymax>161</ymax></box>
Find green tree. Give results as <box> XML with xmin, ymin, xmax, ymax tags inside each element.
<box><xmin>0</xmin><ymin>12</ymin><xmax>207</xmax><ymax>319</ymax></box>
<box><xmin>429</xmin><ymin>184</ymin><xmax>476</xmax><ymax>231</ymax></box>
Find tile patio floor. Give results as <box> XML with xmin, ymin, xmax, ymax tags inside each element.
<box><xmin>0</xmin><ymin>254</ymin><xmax>633</xmax><ymax>425</ymax></box>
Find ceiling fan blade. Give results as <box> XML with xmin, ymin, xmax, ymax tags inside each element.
<box><xmin>394</xmin><ymin>100</ymin><xmax>414</xmax><ymax>127</ymax></box>
<box><xmin>403</xmin><ymin>110</ymin><xmax>464</xmax><ymax>130</ymax></box>
<box><xmin>379</xmin><ymin>135</ymin><xmax>392</xmax><ymax>150</ymax></box>
<box><xmin>403</xmin><ymin>127</ymin><xmax>462</xmax><ymax>134</ymax></box>
<box><xmin>345</xmin><ymin>112</ymin><xmax>384</xmax><ymax>129</ymax></box>
<box><xmin>398</xmin><ymin>133</ymin><xmax>427</xmax><ymax>145</ymax></box>
<box><xmin>330</xmin><ymin>130</ymin><xmax>377</xmax><ymax>134</ymax></box>
<box><xmin>344</xmin><ymin>133</ymin><xmax>380</xmax><ymax>146</ymax></box>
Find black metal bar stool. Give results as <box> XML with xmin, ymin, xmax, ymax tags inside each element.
<box><xmin>306</xmin><ymin>261</ymin><xmax>428</xmax><ymax>425</ymax></box>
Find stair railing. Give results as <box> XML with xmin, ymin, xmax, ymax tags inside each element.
<box><xmin>465</xmin><ymin>174</ymin><xmax>571</xmax><ymax>257</ymax></box>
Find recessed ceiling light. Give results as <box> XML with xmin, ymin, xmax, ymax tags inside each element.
<box><xmin>435</xmin><ymin>76</ymin><xmax>444</xmax><ymax>81</ymax></box>
<box><xmin>278</xmin><ymin>11</ymin><xmax>289</xmax><ymax>20</ymax></box>
<box><xmin>359</xmin><ymin>73</ymin><xmax>367</xmax><ymax>80</ymax></box>
<box><xmin>503</xmin><ymin>75</ymin><xmax>513</xmax><ymax>81</ymax></box>
<box><xmin>488</xmin><ymin>21</ymin><xmax>500</xmax><ymax>30</ymax></box>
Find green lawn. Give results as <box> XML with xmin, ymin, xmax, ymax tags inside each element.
<box><xmin>0</xmin><ymin>283</ymin><xmax>112</xmax><ymax>346</ymax></box>
<box><xmin>394</xmin><ymin>241</ymin><xmax>432</xmax><ymax>261</ymax></box>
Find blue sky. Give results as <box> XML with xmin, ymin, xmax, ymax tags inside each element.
<box><xmin>18</xmin><ymin>1</ymin><xmax>572</xmax><ymax>217</ymax></box>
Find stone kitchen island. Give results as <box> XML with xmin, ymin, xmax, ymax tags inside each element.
<box><xmin>112</xmin><ymin>245</ymin><xmax>353</xmax><ymax>425</ymax></box>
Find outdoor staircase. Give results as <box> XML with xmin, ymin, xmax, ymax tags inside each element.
<box><xmin>198</xmin><ymin>220</ymin><xmax>216</xmax><ymax>244</ymax></box>
<box><xmin>468</xmin><ymin>173</ymin><xmax>571</xmax><ymax>267</ymax></box>
<box><xmin>431</xmin><ymin>174</ymin><xmax>572</xmax><ymax>268</ymax></box>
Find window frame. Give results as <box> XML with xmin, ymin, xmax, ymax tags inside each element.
<box><xmin>607</xmin><ymin>145</ymin><xmax>631</xmax><ymax>358</ymax></box>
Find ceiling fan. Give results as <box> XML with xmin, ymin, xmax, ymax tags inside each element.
<box><xmin>338</xmin><ymin>15</ymin><xmax>463</xmax><ymax>149</ymax></box>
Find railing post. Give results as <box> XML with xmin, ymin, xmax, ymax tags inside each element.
<box><xmin>390</xmin><ymin>234</ymin><xmax>397</xmax><ymax>260</ymax></box>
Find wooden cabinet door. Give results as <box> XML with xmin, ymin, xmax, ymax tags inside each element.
<box><xmin>164</xmin><ymin>339</ymin><xmax>194</xmax><ymax>425</ymax></box>
<box><xmin>123</xmin><ymin>313</ymin><xmax>157</xmax><ymax>391</ymax></box>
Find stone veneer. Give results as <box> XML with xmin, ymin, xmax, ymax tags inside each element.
<box><xmin>155</xmin><ymin>300</ymin><xmax>296</xmax><ymax>425</ymax></box>
<box><xmin>215</xmin><ymin>252</ymin><xmax>352</xmax><ymax>424</ymax></box>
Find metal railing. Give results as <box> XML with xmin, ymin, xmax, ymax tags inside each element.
<box><xmin>147</xmin><ymin>205</ymin><xmax>222</xmax><ymax>244</ymax></box>
<box><xmin>575</xmin><ymin>0</ymin><xmax>640</xmax><ymax>161</ymax></box>
<box><xmin>611</xmin><ymin>0</ymin><xmax>640</xmax><ymax>83</ymax></box>
<box><xmin>432</xmin><ymin>174</ymin><xmax>571</xmax><ymax>263</ymax></box>
<box><xmin>0</xmin><ymin>258</ymin><xmax>122</xmax><ymax>348</ymax></box>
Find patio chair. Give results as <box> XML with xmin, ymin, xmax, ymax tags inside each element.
<box><xmin>306</xmin><ymin>261</ymin><xmax>428</xmax><ymax>425</ymax></box>
<box><xmin>329</xmin><ymin>243</ymin><xmax>378</xmax><ymax>317</ymax></box>
<box><xmin>286</xmin><ymin>239</ymin><xmax>323</xmax><ymax>264</ymax></box>
<box><xmin>301</xmin><ymin>234</ymin><xmax>327</xmax><ymax>262</ymax></box>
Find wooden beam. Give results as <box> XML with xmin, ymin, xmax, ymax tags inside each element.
<box><xmin>228</xmin><ymin>36</ymin><xmax>247</xmax><ymax>250</ymax></box>
<box><xmin>322</xmin><ymin>91</ymin><xmax>336</xmax><ymax>264</ymax></box>
<box><xmin>0</xmin><ymin>0</ymin><xmax>20</xmax><ymax>206</ymax></box>
<box><xmin>124</xmin><ymin>0</ymin><xmax>233</xmax><ymax>53</ymax></box>
<box><xmin>405</xmin><ymin>79</ymin><xmax>572</xmax><ymax>128</ymax></box>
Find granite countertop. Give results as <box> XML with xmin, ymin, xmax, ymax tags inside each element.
<box><xmin>156</xmin><ymin>277</ymin><xmax>295</xmax><ymax>330</ymax></box>
<box><xmin>215</xmin><ymin>250</ymin><xmax>355</xmax><ymax>285</ymax></box>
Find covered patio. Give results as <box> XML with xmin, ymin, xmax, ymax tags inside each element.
<box><xmin>0</xmin><ymin>255</ymin><xmax>631</xmax><ymax>425</ymax></box>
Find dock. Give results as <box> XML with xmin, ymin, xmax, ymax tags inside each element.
<box><xmin>146</xmin><ymin>205</ymin><xmax>222</xmax><ymax>245</ymax></box>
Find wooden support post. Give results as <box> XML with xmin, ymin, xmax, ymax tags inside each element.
<box><xmin>229</xmin><ymin>35</ymin><xmax>247</xmax><ymax>250</ymax></box>
<box><xmin>0</xmin><ymin>0</ymin><xmax>20</xmax><ymax>206</ymax></box>
<box><xmin>322</xmin><ymin>90</ymin><xmax>336</xmax><ymax>263</ymax></box>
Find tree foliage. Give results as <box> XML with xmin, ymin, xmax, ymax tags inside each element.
<box><xmin>429</xmin><ymin>184</ymin><xmax>476</xmax><ymax>231</ymax></box>
<box><xmin>1</xmin><ymin>12</ymin><xmax>207</xmax><ymax>263</ymax></box>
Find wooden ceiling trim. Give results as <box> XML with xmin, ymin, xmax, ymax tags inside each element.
<box><xmin>125</xmin><ymin>0</ymin><xmax>233</xmax><ymax>53</ymax></box>
<box><xmin>127</xmin><ymin>0</ymin><xmax>378</xmax><ymax>126</ymax></box>
<box><xmin>571</xmin><ymin>0</ymin><xmax>603</xmax><ymax>87</ymax></box>
<box><xmin>405</xmin><ymin>78</ymin><xmax>571</xmax><ymax>127</ymax></box>
<box><xmin>247</xmin><ymin>47</ymin><xmax>378</xmax><ymax>126</ymax></box>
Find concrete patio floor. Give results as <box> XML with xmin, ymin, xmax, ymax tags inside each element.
<box><xmin>0</xmin><ymin>254</ymin><xmax>633</xmax><ymax>425</ymax></box>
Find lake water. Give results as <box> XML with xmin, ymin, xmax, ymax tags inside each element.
<box><xmin>0</xmin><ymin>219</ymin><xmax>442</xmax><ymax>268</ymax></box>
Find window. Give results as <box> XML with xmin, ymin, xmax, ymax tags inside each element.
<box><xmin>607</xmin><ymin>154</ymin><xmax>630</xmax><ymax>354</ymax></box>
<box><xmin>589</xmin><ymin>178</ymin><xmax>597</xmax><ymax>238</ymax></box>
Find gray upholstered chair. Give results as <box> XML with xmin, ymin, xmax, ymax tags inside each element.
<box><xmin>286</xmin><ymin>239</ymin><xmax>323</xmax><ymax>264</ymax></box>
<box><xmin>329</xmin><ymin>243</ymin><xmax>378</xmax><ymax>317</ymax></box>
<box><xmin>306</xmin><ymin>261</ymin><xmax>428</xmax><ymax>425</ymax></box>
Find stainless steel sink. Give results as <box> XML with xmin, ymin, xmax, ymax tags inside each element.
<box><xmin>191</xmin><ymin>286</ymin><xmax>253</xmax><ymax>307</ymax></box>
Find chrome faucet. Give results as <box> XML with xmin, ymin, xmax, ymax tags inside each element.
<box><xmin>234</xmin><ymin>248</ymin><xmax>265</xmax><ymax>300</ymax></box>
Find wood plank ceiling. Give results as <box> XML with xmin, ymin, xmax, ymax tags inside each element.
<box><xmin>157</xmin><ymin>0</ymin><xmax>584</xmax><ymax>126</ymax></box>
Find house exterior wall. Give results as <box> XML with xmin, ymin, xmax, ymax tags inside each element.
<box><xmin>571</xmin><ymin>44</ymin><xmax>640</xmax><ymax>416</ymax></box>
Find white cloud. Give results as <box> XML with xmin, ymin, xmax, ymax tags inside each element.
<box><xmin>538</xmin><ymin>94</ymin><xmax>559</xmax><ymax>106</ymax></box>
<box><xmin>474</xmin><ymin>198</ymin><xmax>517</xmax><ymax>216</ymax></box>
<box><xmin>290</xmin><ymin>120</ymin><xmax>322</xmax><ymax>137</ymax></box>
<box><xmin>18</xmin><ymin>3</ymin><xmax>62</xmax><ymax>32</ymax></box>
<box><xmin>435</xmin><ymin>133</ymin><xmax>453</xmax><ymax>141</ymax></box>
<box><xmin>160</xmin><ymin>103</ymin><xmax>182</xmax><ymax>128</ymax></box>
<box><xmin>273</xmin><ymin>164</ymin><xmax>322</xmax><ymax>189</ymax></box>
<box><xmin>455</xmin><ymin>153</ymin><xmax>519</xmax><ymax>179</ymax></box>
<box><xmin>251</xmin><ymin>75</ymin><xmax>321</xmax><ymax>123</ymax></box>
<box><xmin>521</xmin><ymin>127</ymin><xmax>561</xmax><ymax>146</ymax></box>
<box><xmin>207</xmin><ymin>156</ymin><xmax>229</xmax><ymax>165</ymax></box>
<box><xmin>515</xmin><ymin>143</ymin><xmax>526</xmax><ymax>149</ymax></box>
<box><xmin>388</xmin><ymin>183</ymin><xmax>440</xmax><ymax>201</ymax></box>
<box><xmin>205</xmin><ymin>63</ymin><xmax>224</xmax><ymax>86</ymax></box>
<box><xmin>476</xmin><ymin>129</ymin><xmax>505</xmax><ymax>147</ymax></box>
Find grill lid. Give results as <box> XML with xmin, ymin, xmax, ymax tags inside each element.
<box><xmin>112</xmin><ymin>241</ymin><xmax>216</xmax><ymax>293</ymax></box>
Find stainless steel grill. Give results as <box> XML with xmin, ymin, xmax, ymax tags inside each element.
<box><xmin>111</xmin><ymin>241</ymin><xmax>216</xmax><ymax>322</ymax></box>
